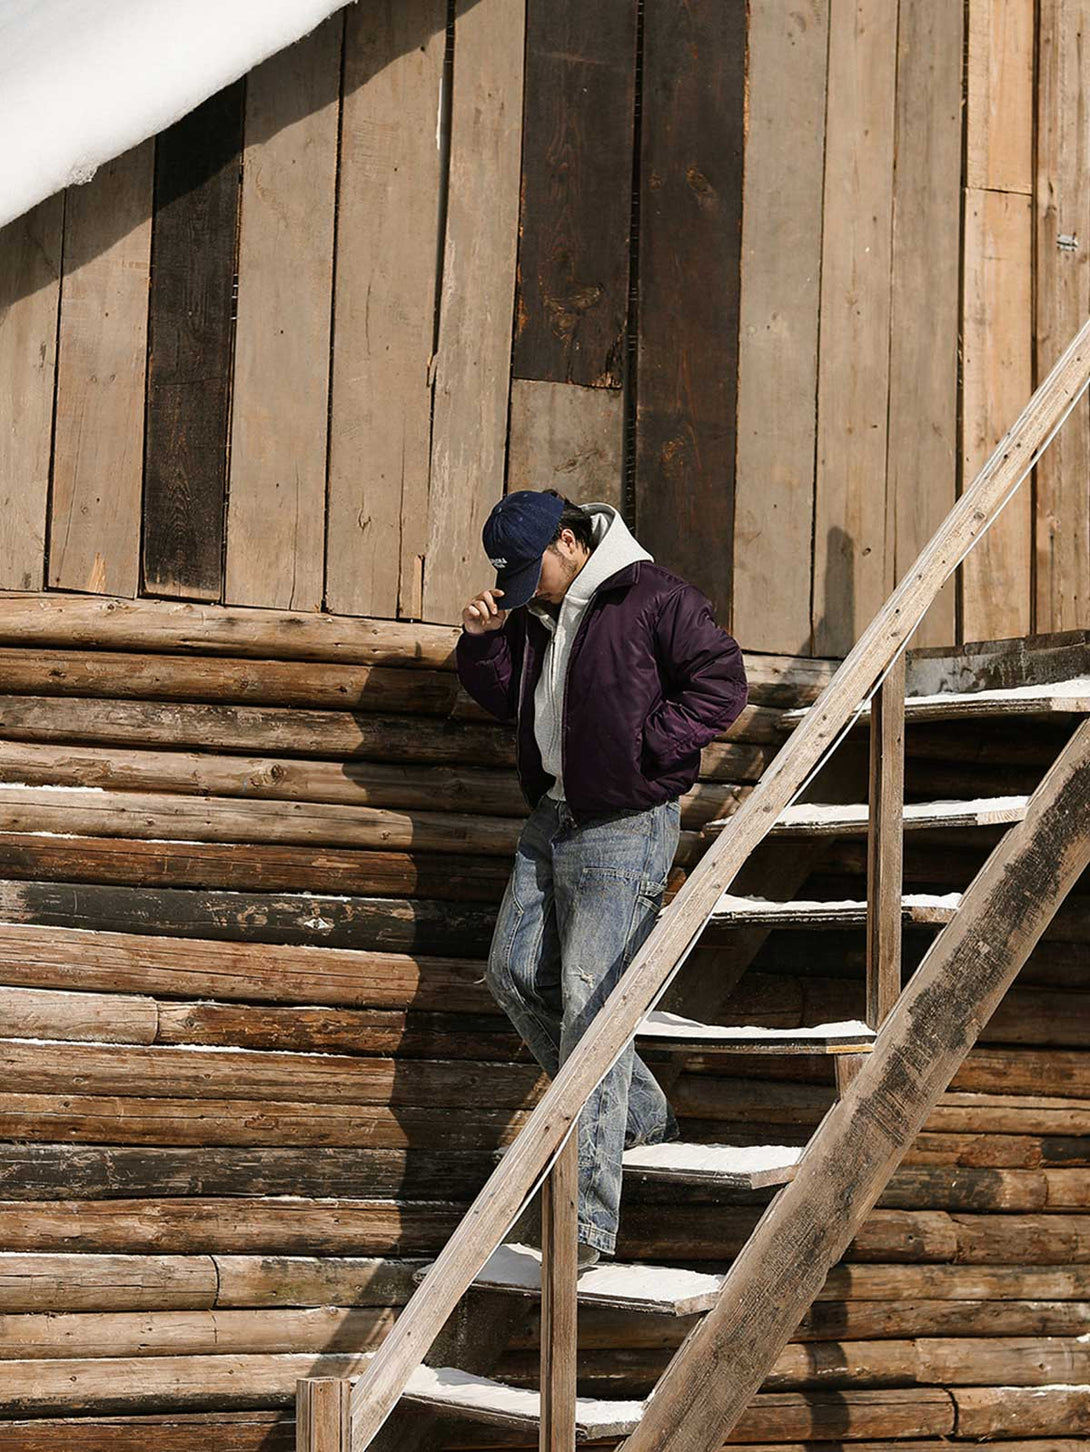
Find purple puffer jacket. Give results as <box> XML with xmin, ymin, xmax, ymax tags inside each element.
<box><xmin>455</xmin><ymin>560</ymin><xmax>748</xmax><ymax>823</ymax></box>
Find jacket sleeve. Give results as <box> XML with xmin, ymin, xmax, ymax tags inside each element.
<box><xmin>641</xmin><ymin>584</ymin><xmax>748</xmax><ymax>770</ymax></box>
<box><xmin>455</xmin><ymin>618</ymin><xmax>520</xmax><ymax>724</ymax></box>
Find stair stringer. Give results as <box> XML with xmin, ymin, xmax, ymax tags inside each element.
<box><xmin>618</xmin><ymin>716</ymin><xmax>1090</xmax><ymax>1452</ymax></box>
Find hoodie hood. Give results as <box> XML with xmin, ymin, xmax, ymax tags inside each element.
<box><xmin>527</xmin><ymin>503</ymin><xmax>653</xmax><ymax>623</ymax></box>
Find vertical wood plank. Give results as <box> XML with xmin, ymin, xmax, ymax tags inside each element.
<box><xmin>422</xmin><ymin>0</ymin><xmax>525</xmax><ymax>624</ymax></box>
<box><xmin>507</xmin><ymin>380</ymin><xmax>624</xmax><ymax>508</ymax></box>
<box><xmin>297</xmin><ymin>1376</ymin><xmax>350</xmax><ymax>1451</ymax></box>
<box><xmin>635</xmin><ymin>0</ymin><xmax>746</xmax><ymax>625</ymax></box>
<box><xmin>326</xmin><ymin>0</ymin><xmax>446</xmax><ymax>622</ymax></box>
<box><xmin>49</xmin><ymin>141</ymin><xmax>153</xmax><ymax>597</ymax></box>
<box><xmin>811</xmin><ymin>0</ymin><xmax>898</xmax><ymax>657</ymax></box>
<box><xmin>513</xmin><ymin>0</ymin><xmax>638</xmax><ymax>388</ymax></box>
<box><xmin>0</xmin><ymin>196</ymin><xmax>63</xmax><ymax>590</ymax></box>
<box><xmin>966</xmin><ymin>0</ymin><xmax>1035</xmax><ymax>194</ymax></box>
<box><xmin>143</xmin><ymin>84</ymin><xmax>245</xmax><ymax>601</ymax></box>
<box><xmin>539</xmin><ymin>1130</ymin><xmax>578</xmax><ymax>1452</ymax></box>
<box><xmin>886</xmin><ymin>0</ymin><xmax>962</xmax><ymax>648</ymax></box>
<box><xmin>866</xmin><ymin>650</ymin><xmax>905</xmax><ymax>1029</ymax></box>
<box><xmin>1034</xmin><ymin>0</ymin><xmax>1090</xmax><ymax>632</ymax></box>
<box><xmin>732</xmin><ymin>0</ymin><xmax>829</xmax><ymax>657</ymax></box>
<box><xmin>225</xmin><ymin>21</ymin><xmax>341</xmax><ymax>613</ymax></box>
<box><xmin>960</xmin><ymin>188</ymin><xmax>1034</xmax><ymax>641</ymax></box>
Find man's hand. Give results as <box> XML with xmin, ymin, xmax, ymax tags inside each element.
<box><xmin>462</xmin><ymin>587</ymin><xmax>506</xmax><ymax>636</ymax></box>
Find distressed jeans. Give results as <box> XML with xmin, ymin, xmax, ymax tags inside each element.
<box><xmin>486</xmin><ymin>794</ymin><xmax>682</xmax><ymax>1255</ymax></box>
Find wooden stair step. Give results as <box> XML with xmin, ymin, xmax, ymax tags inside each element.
<box><xmin>621</xmin><ymin>1140</ymin><xmax>802</xmax><ymax>1188</ymax></box>
<box><xmin>706</xmin><ymin>794</ymin><xmax>1031</xmax><ymax>835</ymax></box>
<box><xmin>402</xmin><ymin>1363</ymin><xmax>644</xmax><ymax>1438</ymax></box>
<box><xmin>427</xmin><ymin>1242</ymin><xmax>725</xmax><ymax>1315</ymax></box>
<box><xmin>779</xmin><ymin>675</ymin><xmax>1090</xmax><ymax>727</ymax></box>
<box><xmin>707</xmin><ymin>890</ymin><xmax>961</xmax><ymax>927</ymax></box>
<box><xmin>638</xmin><ymin>1009</ymin><xmax>875</xmax><ymax>1054</ymax></box>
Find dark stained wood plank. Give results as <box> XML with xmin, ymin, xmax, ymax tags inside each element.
<box><xmin>142</xmin><ymin>83</ymin><xmax>245</xmax><ymax>600</ymax></box>
<box><xmin>0</xmin><ymin>832</ymin><xmax>512</xmax><ymax>901</ymax></box>
<box><xmin>48</xmin><ymin>142</ymin><xmax>154</xmax><ymax>597</ymax></box>
<box><xmin>634</xmin><ymin>0</ymin><xmax>746</xmax><ymax>623</ymax></box>
<box><xmin>0</xmin><ymin>196</ymin><xmax>63</xmax><ymax>590</ymax></box>
<box><xmin>0</xmin><ymin>879</ymin><xmax>498</xmax><ymax>955</ymax></box>
<box><xmin>0</xmin><ymin>1145</ymin><xmax>499</xmax><ymax>1202</ymax></box>
<box><xmin>513</xmin><ymin>0</ymin><xmax>637</xmax><ymax>387</ymax></box>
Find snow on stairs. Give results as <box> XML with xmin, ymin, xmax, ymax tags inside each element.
<box><xmin>779</xmin><ymin>674</ymin><xmax>1090</xmax><ymax>726</ymax></box>
<box><xmin>637</xmin><ymin>1008</ymin><xmax>876</xmax><ymax>1054</ymax></box>
<box><xmin>707</xmin><ymin>889</ymin><xmax>962</xmax><ymax>927</ymax></box>
<box><xmin>422</xmin><ymin>1242</ymin><xmax>725</xmax><ymax>1315</ymax></box>
<box><xmin>352</xmin><ymin>1357</ymin><xmax>647</xmax><ymax>1440</ymax></box>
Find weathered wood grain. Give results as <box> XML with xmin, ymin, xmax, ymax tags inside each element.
<box><xmin>1034</xmin><ymin>0</ymin><xmax>1090</xmax><ymax>632</ymax></box>
<box><xmin>513</xmin><ymin>0</ymin><xmax>637</xmax><ymax>387</ymax></box>
<box><xmin>811</xmin><ymin>0</ymin><xmax>898</xmax><ymax>655</ymax></box>
<box><xmin>732</xmin><ymin>0</ymin><xmax>828</xmax><ymax>655</ymax></box>
<box><xmin>225</xmin><ymin>19</ymin><xmax>340</xmax><ymax>612</ymax></box>
<box><xmin>48</xmin><ymin>142</ymin><xmax>153</xmax><ymax>596</ymax></box>
<box><xmin>0</xmin><ymin>197</ymin><xmax>62</xmax><ymax>590</ymax></box>
<box><xmin>886</xmin><ymin>0</ymin><xmax>962</xmax><ymax>646</ymax></box>
<box><xmin>506</xmin><ymin>381</ymin><xmax>624</xmax><ymax>509</ymax></box>
<box><xmin>326</xmin><ymin>0</ymin><xmax>446</xmax><ymax>620</ymax></box>
<box><xmin>960</xmin><ymin>186</ymin><xmax>1034</xmax><ymax>640</ymax></box>
<box><xmin>423</xmin><ymin>0</ymin><xmax>525</xmax><ymax>624</ymax></box>
<box><xmin>634</xmin><ymin>0</ymin><xmax>745</xmax><ymax>622</ymax></box>
<box><xmin>966</xmin><ymin>0</ymin><xmax>1035</xmax><ymax>194</ymax></box>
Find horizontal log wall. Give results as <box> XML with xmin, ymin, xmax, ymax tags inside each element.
<box><xmin>0</xmin><ymin>604</ymin><xmax>1082</xmax><ymax>1446</ymax></box>
<box><xmin>2</xmin><ymin>2</ymin><xmax>1082</xmax><ymax>650</ymax></box>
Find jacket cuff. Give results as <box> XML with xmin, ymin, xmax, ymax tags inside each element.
<box><xmin>456</xmin><ymin>627</ymin><xmax>507</xmax><ymax>660</ymax></box>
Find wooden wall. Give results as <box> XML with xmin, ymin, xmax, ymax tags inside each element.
<box><xmin>2</xmin><ymin>0</ymin><xmax>1085</xmax><ymax>654</ymax></box>
<box><xmin>0</xmin><ymin>599</ymin><xmax>1084</xmax><ymax>1447</ymax></box>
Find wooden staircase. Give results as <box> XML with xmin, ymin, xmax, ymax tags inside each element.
<box><xmin>298</xmin><ymin>319</ymin><xmax>1090</xmax><ymax>1450</ymax></box>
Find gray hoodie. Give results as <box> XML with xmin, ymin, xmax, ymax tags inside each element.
<box><xmin>527</xmin><ymin>502</ymin><xmax>654</xmax><ymax>801</ymax></box>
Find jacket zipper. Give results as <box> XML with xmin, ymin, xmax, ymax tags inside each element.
<box><xmin>560</xmin><ymin>600</ymin><xmax>596</xmax><ymax>810</ymax></box>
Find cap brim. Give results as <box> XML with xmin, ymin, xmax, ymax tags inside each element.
<box><xmin>494</xmin><ymin>555</ymin><xmax>543</xmax><ymax>610</ymax></box>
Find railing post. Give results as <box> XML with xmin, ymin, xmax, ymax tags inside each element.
<box><xmin>539</xmin><ymin>1128</ymin><xmax>579</xmax><ymax>1450</ymax></box>
<box><xmin>866</xmin><ymin>650</ymin><xmax>906</xmax><ymax>1030</ymax></box>
<box><xmin>297</xmin><ymin>1377</ymin><xmax>351</xmax><ymax>1451</ymax></box>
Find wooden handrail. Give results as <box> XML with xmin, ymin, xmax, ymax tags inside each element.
<box><xmin>347</xmin><ymin>314</ymin><xmax>1090</xmax><ymax>1449</ymax></box>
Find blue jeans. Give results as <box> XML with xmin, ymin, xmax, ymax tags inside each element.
<box><xmin>486</xmin><ymin>794</ymin><xmax>682</xmax><ymax>1255</ymax></box>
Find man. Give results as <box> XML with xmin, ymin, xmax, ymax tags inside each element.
<box><xmin>456</xmin><ymin>488</ymin><xmax>747</xmax><ymax>1265</ymax></box>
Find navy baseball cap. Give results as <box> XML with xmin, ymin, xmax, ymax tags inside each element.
<box><xmin>482</xmin><ymin>490</ymin><xmax>565</xmax><ymax>609</ymax></box>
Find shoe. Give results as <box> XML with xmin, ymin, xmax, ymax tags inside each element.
<box><xmin>577</xmin><ymin>1242</ymin><xmax>601</xmax><ymax>1269</ymax></box>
